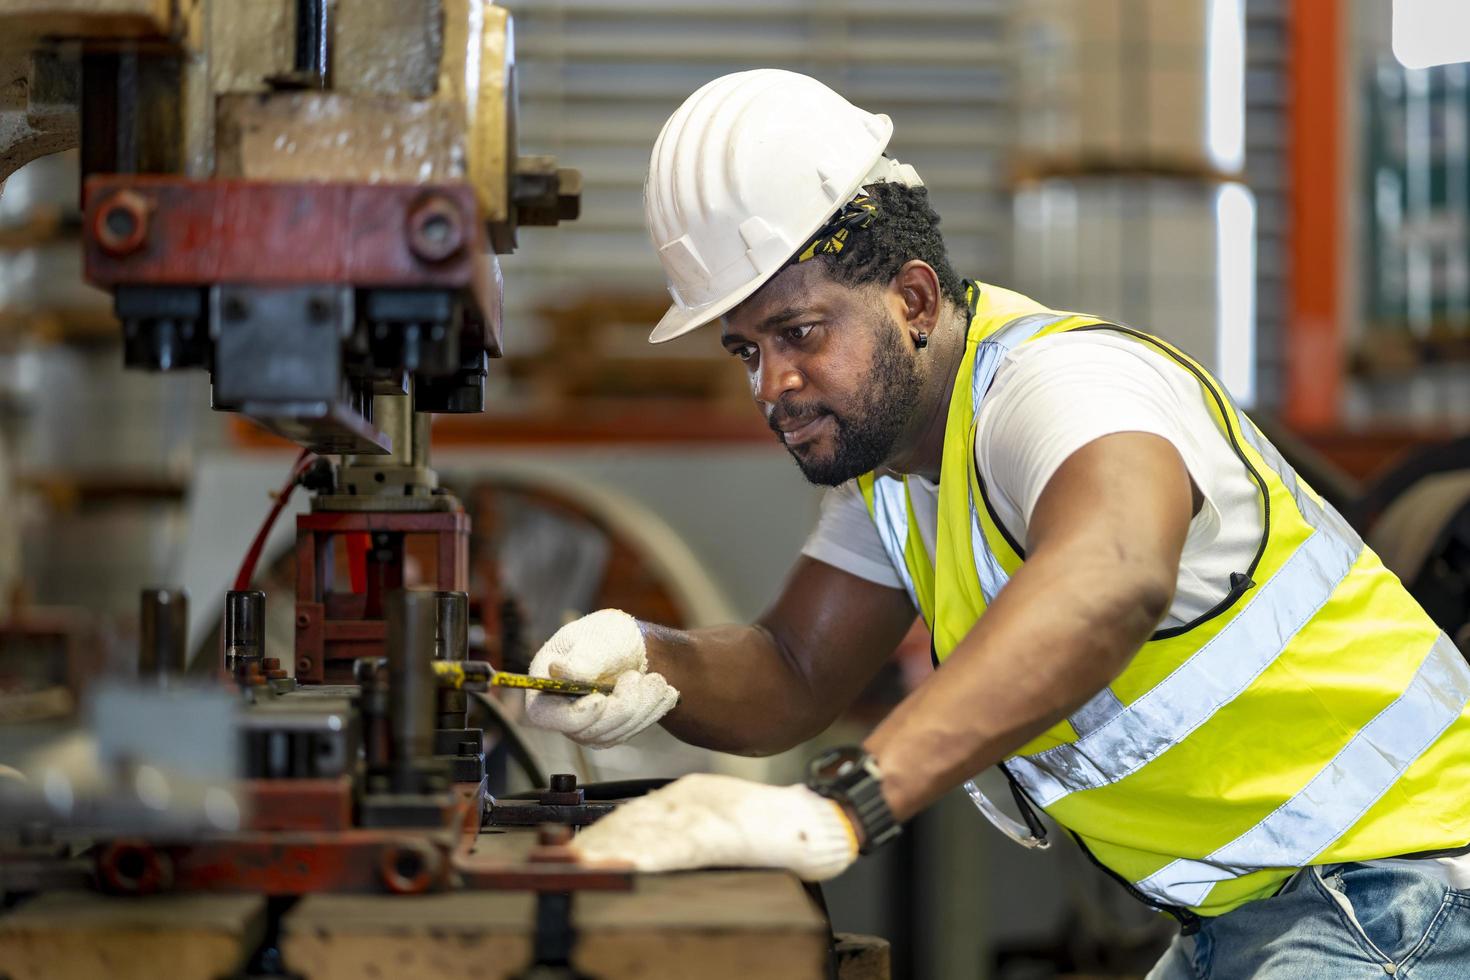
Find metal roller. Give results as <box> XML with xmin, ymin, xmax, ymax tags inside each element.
<box><xmin>139</xmin><ymin>588</ymin><xmax>188</xmax><ymax>679</ymax></box>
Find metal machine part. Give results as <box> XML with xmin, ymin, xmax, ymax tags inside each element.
<box><xmin>485</xmin><ymin>773</ymin><xmax>617</xmax><ymax>829</ymax></box>
<box><xmin>223</xmin><ymin>589</ymin><xmax>266</xmax><ymax>681</ymax></box>
<box><xmin>429</xmin><ymin>590</ymin><xmax>484</xmax><ymax>783</ymax></box>
<box><xmin>138</xmin><ymin>587</ymin><xmax>187</xmax><ymax>679</ymax></box>
<box><xmin>293</xmin><ymin>509</ymin><xmax>471</xmax><ymax>683</ymax></box>
<box><xmin>434</xmin><ymin>590</ymin><xmax>469</xmax><ymax>661</ymax></box>
<box><xmin>0</xmin><ymin>0</ymin><xmax>578</xmax><ymax>688</ymax></box>
<box><xmin>330</xmin><ymin>394</ymin><xmax>444</xmax><ymax>503</ymax></box>
<box><xmin>384</xmin><ymin>589</ymin><xmax>440</xmax><ymax>791</ymax></box>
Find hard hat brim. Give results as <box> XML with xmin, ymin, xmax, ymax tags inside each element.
<box><xmin>647</xmin><ymin>265</ymin><xmax>781</xmax><ymax>344</ymax></box>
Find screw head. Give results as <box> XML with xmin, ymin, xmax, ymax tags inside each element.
<box><xmin>305</xmin><ymin>295</ymin><xmax>333</xmax><ymax>325</ymax></box>
<box><xmin>407</xmin><ymin>195</ymin><xmax>466</xmax><ymax>263</ymax></box>
<box><xmin>221</xmin><ymin>294</ymin><xmax>250</xmax><ymax>323</ymax></box>
<box><xmin>537</xmin><ymin>823</ymin><xmax>574</xmax><ymax>847</ymax></box>
<box><xmin>93</xmin><ymin>190</ymin><xmax>149</xmax><ymax>256</ymax></box>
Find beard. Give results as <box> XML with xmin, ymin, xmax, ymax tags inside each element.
<box><xmin>770</xmin><ymin>313</ymin><xmax>924</xmax><ymax>487</ymax></box>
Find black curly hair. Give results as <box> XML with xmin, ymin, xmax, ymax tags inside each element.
<box><xmin>809</xmin><ymin>181</ymin><xmax>968</xmax><ymax>311</ymax></box>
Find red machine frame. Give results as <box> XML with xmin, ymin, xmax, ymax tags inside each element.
<box><xmin>293</xmin><ymin>510</ymin><xmax>470</xmax><ymax>684</ymax></box>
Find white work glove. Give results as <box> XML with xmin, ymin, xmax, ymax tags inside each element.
<box><xmin>523</xmin><ymin>609</ymin><xmax>679</xmax><ymax>748</ymax></box>
<box><xmin>573</xmin><ymin>773</ymin><xmax>859</xmax><ymax>881</ymax></box>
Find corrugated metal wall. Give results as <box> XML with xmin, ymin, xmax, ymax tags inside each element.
<box><xmin>501</xmin><ymin>0</ymin><xmax>1291</xmax><ymax>401</ymax></box>
<box><xmin>1246</xmin><ymin>0</ymin><xmax>1289</xmax><ymax>409</ymax></box>
<box><xmin>497</xmin><ymin>0</ymin><xmax>1015</xmax><ymax>356</ymax></box>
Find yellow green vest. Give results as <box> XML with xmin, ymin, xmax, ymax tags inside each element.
<box><xmin>857</xmin><ymin>281</ymin><xmax>1470</xmax><ymax>918</ymax></box>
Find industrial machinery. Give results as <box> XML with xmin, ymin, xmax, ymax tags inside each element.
<box><xmin>0</xmin><ymin>3</ymin><xmax>883</xmax><ymax>977</ymax></box>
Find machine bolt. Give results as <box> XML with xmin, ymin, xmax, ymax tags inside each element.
<box><xmin>528</xmin><ymin>822</ymin><xmax>579</xmax><ymax>864</ymax></box>
<box><xmin>539</xmin><ymin>773</ymin><xmax>584</xmax><ymax>806</ymax></box>
<box><xmin>94</xmin><ymin>190</ymin><xmax>149</xmax><ymax>256</ymax></box>
<box><xmin>98</xmin><ymin>840</ymin><xmax>172</xmax><ymax>894</ymax></box>
<box><xmin>407</xmin><ymin>194</ymin><xmax>466</xmax><ymax>263</ymax></box>
<box><xmin>221</xmin><ymin>294</ymin><xmax>250</xmax><ymax>323</ymax></box>
<box><xmin>297</xmin><ymin>657</ymin><xmax>313</xmax><ymax>674</ymax></box>
<box><xmin>379</xmin><ymin>840</ymin><xmax>440</xmax><ymax>894</ymax></box>
<box><xmin>296</xmin><ymin>612</ymin><xmax>311</xmax><ymax>629</ymax></box>
<box><xmin>305</xmin><ymin>294</ymin><xmax>333</xmax><ymax>325</ymax></box>
<box><xmin>538</xmin><ymin>823</ymin><xmax>574</xmax><ymax>848</ymax></box>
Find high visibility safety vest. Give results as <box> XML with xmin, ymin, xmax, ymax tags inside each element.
<box><xmin>857</xmin><ymin>281</ymin><xmax>1470</xmax><ymax>919</ymax></box>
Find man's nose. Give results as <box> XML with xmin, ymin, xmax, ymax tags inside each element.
<box><xmin>754</xmin><ymin>350</ymin><xmax>804</xmax><ymax>406</ymax></box>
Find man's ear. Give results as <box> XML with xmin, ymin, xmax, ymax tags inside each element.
<box><xmin>893</xmin><ymin>260</ymin><xmax>942</xmax><ymax>331</ymax></box>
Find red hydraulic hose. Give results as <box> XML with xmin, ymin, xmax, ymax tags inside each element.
<box><xmin>232</xmin><ymin>449</ymin><xmax>314</xmax><ymax>592</ymax></box>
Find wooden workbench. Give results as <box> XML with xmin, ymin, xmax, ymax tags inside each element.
<box><xmin>0</xmin><ymin>844</ymin><xmax>887</xmax><ymax>978</ymax></box>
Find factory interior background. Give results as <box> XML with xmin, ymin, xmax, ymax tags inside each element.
<box><xmin>2</xmin><ymin>1</ymin><xmax>1468</xmax><ymax>978</ymax></box>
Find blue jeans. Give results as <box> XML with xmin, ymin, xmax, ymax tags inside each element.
<box><xmin>1147</xmin><ymin>863</ymin><xmax>1470</xmax><ymax>978</ymax></box>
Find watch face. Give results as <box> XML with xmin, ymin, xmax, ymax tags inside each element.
<box><xmin>811</xmin><ymin>747</ymin><xmax>864</xmax><ymax>784</ymax></box>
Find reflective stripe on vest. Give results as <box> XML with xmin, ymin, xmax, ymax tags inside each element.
<box><xmin>1134</xmin><ymin>630</ymin><xmax>1470</xmax><ymax>908</ymax></box>
<box><xmin>860</xmin><ymin>312</ymin><xmax>1070</xmax><ymax>616</ymax></box>
<box><xmin>856</xmin><ymin>282</ymin><xmax>1470</xmax><ymax>917</ymax></box>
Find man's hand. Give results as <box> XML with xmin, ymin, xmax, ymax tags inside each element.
<box><xmin>524</xmin><ymin>609</ymin><xmax>679</xmax><ymax>748</ymax></box>
<box><xmin>572</xmin><ymin>773</ymin><xmax>859</xmax><ymax>881</ymax></box>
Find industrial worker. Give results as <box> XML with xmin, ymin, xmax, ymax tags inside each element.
<box><xmin>522</xmin><ymin>70</ymin><xmax>1470</xmax><ymax>976</ymax></box>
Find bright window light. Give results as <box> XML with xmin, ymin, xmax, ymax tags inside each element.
<box><xmin>1215</xmin><ymin>183</ymin><xmax>1256</xmax><ymax>406</ymax></box>
<box><xmin>1206</xmin><ymin>0</ymin><xmax>1246</xmax><ymax>174</ymax></box>
<box><xmin>1394</xmin><ymin>0</ymin><xmax>1470</xmax><ymax>69</ymax></box>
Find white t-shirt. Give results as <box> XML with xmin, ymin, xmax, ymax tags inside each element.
<box><xmin>802</xmin><ymin>328</ymin><xmax>1470</xmax><ymax>883</ymax></box>
<box><xmin>801</xmin><ymin>331</ymin><xmax>1261</xmax><ymax>627</ymax></box>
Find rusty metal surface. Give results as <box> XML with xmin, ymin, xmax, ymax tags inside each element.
<box><xmin>294</xmin><ymin>509</ymin><xmax>470</xmax><ymax>684</ymax></box>
<box><xmin>157</xmin><ymin>833</ymin><xmax>454</xmax><ymax>894</ymax></box>
<box><xmin>243</xmin><ymin>776</ymin><xmax>353</xmax><ymax>832</ymax></box>
<box><xmin>92</xmin><ymin>786</ymin><xmax>483</xmax><ymax>896</ymax></box>
<box><xmin>83</xmin><ymin>177</ymin><xmax>489</xmax><ymax>290</ymax></box>
<box><xmin>454</xmin><ymin>824</ymin><xmax>633</xmax><ymax>894</ymax></box>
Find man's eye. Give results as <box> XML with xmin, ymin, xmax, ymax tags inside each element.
<box><xmin>785</xmin><ymin>325</ymin><xmax>814</xmax><ymax>343</ymax></box>
<box><xmin>732</xmin><ymin>345</ymin><xmax>756</xmax><ymax>362</ymax></box>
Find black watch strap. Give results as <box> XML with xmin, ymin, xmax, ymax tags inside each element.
<box><xmin>805</xmin><ymin>746</ymin><xmax>901</xmax><ymax>854</ymax></box>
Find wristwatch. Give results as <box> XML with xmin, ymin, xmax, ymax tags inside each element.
<box><xmin>805</xmin><ymin>746</ymin><xmax>901</xmax><ymax>854</ymax></box>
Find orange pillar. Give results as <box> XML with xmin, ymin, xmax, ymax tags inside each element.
<box><xmin>1285</xmin><ymin>0</ymin><xmax>1344</xmax><ymax>431</ymax></box>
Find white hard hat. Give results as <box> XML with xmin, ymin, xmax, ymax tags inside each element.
<box><xmin>644</xmin><ymin>69</ymin><xmax>923</xmax><ymax>344</ymax></box>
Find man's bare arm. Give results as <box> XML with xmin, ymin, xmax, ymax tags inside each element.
<box><xmin>643</xmin><ymin>557</ymin><xmax>917</xmax><ymax>756</ymax></box>
<box><xmin>864</xmin><ymin>431</ymin><xmax>1195</xmax><ymax>822</ymax></box>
